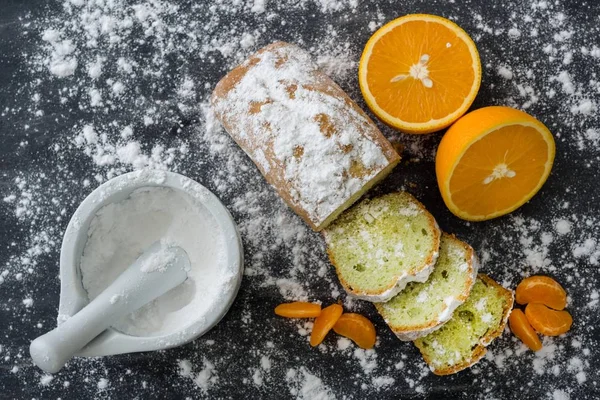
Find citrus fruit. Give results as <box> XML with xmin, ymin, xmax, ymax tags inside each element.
<box><xmin>515</xmin><ymin>276</ymin><xmax>567</xmax><ymax>310</ymax></box>
<box><xmin>274</xmin><ymin>302</ymin><xmax>322</xmax><ymax>318</ymax></box>
<box><xmin>310</xmin><ymin>304</ymin><xmax>343</xmax><ymax>347</ymax></box>
<box><xmin>436</xmin><ymin>106</ymin><xmax>555</xmax><ymax>221</ymax></box>
<box><xmin>508</xmin><ymin>309</ymin><xmax>542</xmax><ymax>351</ymax></box>
<box><xmin>525</xmin><ymin>303</ymin><xmax>572</xmax><ymax>336</ymax></box>
<box><xmin>359</xmin><ymin>14</ymin><xmax>481</xmax><ymax>134</ymax></box>
<box><xmin>332</xmin><ymin>313</ymin><xmax>377</xmax><ymax>349</ymax></box>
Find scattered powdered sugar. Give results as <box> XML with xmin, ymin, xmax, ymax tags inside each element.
<box><xmin>193</xmin><ymin>358</ymin><xmax>218</xmax><ymax>392</ymax></box>
<box><xmin>555</xmin><ymin>218</ymin><xmax>572</xmax><ymax>235</ymax></box>
<box><xmin>177</xmin><ymin>357</ymin><xmax>219</xmax><ymax>393</ymax></box>
<box><xmin>372</xmin><ymin>375</ymin><xmax>395</xmax><ymax>389</ymax></box>
<box><xmin>313</xmin><ymin>36</ymin><xmax>358</xmax><ymax>83</ymax></box>
<box><xmin>260</xmin><ymin>355</ymin><xmax>272</xmax><ymax>371</ymax></box>
<box><xmin>497</xmin><ymin>66</ymin><xmax>514</xmax><ymax>80</ymax></box>
<box><xmin>40</xmin><ymin>374</ymin><xmax>54</xmax><ymax>386</ymax></box>
<box><xmin>1</xmin><ymin>0</ymin><xmax>598</xmax><ymax>398</ymax></box>
<box><xmin>336</xmin><ymin>337</ymin><xmax>352</xmax><ymax>351</ymax></box>
<box><xmin>532</xmin><ymin>338</ymin><xmax>559</xmax><ymax>375</ymax></box>
<box><xmin>353</xmin><ymin>347</ymin><xmax>378</xmax><ymax>374</ymax></box>
<box><xmin>552</xmin><ymin>389</ymin><xmax>571</xmax><ymax>400</ymax></box>
<box><xmin>177</xmin><ymin>359</ymin><xmax>193</xmax><ymax>377</ymax></box>
<box><xmin>97</xmin><ymin>377</ymin><xmax>109</xmax><ymax>389</ymax></box>
<box><xmin>285</xmin><ymin>367</ymin><xmax>335</xmax><ymax>400</ymax></box>
<box><xmin>472</xmin><ymin>3</ymin><xmax>600</xmax><ymax>155</ymax></box>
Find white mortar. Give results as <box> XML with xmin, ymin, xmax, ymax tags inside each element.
<box><xmin>58</xmin><ymin>169</ymin><xmax>243</xmax><ymax>357</ymax></box>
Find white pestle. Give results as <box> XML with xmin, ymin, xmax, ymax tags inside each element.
<box><xmin>30</xmin><ymin>241</ymin><xmax>190</xmax><ymax>374</ymax></box>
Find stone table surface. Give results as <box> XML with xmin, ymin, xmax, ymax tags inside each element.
<box><xmin>1</xmin><ymin>0</ymin><xmax>599</xmax><ymax>399</ymax></box>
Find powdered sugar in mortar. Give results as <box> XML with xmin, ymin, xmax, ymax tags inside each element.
<box><xmin>80</xmin><ymin>186</ymin><xmax>231</xmax><ymax>337</ymax></box>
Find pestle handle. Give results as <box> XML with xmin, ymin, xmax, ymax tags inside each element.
<box><xmin>30</xmin><ymin>243</ymin><xmax>190</xmax><ymax>374</ymax></box>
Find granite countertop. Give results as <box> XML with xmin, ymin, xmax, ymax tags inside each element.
<box><xmin>1</xmin><ymin>0</ymin><xmax>599</xmax><ymax>399</ymax></box>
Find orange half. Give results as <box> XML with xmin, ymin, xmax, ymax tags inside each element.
<box><xmin>436</xmin><ymin>106</ymin><xmax>555</xmax><ymax>221</ymax></box>
<box><xmin>359</xmin><ymin>14</ymin><xmax>481</xmax><ymax>134</ymax></box>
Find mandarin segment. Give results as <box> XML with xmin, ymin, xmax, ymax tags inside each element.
<box><xmin>274</xmin><ymin>302</ymin><xmax>322</xmax><ymax>318</ymax></box>
<box><xmin>525</xmin><ymin>303</ymin><xmax>572</xmax><ymax>336</ymax></box>
<box><xmin>310</xmin><ymin>304</ymin><xmax>344</xmax><ymax>347</ymax></box>
<box><xmin>332</xmin><ymin>313</ymin><xmax>377</xmax><ymax>349</ymax></box>
<box><xmin>508</xmin><ymin>309</ymin><xmax>542</xmax><ymax>351</ymax></box>
<box><xmin>515</xmin><ymin>276</ymin><xmax>567</xmax><ymax>310</ymax></box>
<box><xmin>359</xmin><ymin>14</ymin><xmax>481</xmax><ymax>134</ymax></box>
<box><xmin>436</xmin><ymin>106</ymin><xmax>555</xmax><ymax>221</ymax></box>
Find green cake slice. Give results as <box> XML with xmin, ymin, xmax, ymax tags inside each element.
<box><xmin>323</xmin><ymin>191</ymin><xmax>441</xmax><ymax>302</ymax></box>
<box><xmin>375</xmin><ymin>233</ymin><xmax>478</xmax><ymax>341</ymax></box>
<box><xmin>414</xmin><ymin>274</ymin><xmax>514</xmax><ymax>375</ymax></box>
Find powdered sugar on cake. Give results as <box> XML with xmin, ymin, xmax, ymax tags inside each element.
<box><xmin>212</xmin><ymin>43</ymin><xmax>392</xmax><ymax>227</ymax></box>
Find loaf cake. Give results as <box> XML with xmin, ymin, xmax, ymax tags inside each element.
<box><xmin>323</xmin><ymin>191</ymin><xmax>441</xmax><ymax>302</ymax></box>
<box><xmin>414</xmin><ymin>274</ymin><xmax>513</xmax><ymax>375</ymax></box>
<box><xmin>375</xmin><ymin>233</ymin><xmax>478</xmax><ymax>341</ymax></box>
<box><xmin>211</xmin><ymin>42</ymin><xmax>401</xmax><ymax>231</ymax></box>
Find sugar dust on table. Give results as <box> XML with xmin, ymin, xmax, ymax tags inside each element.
<box><xmin>1</xmin><ymin>1</ymin><xmax>599</xmax><ymax>399</ymax></box>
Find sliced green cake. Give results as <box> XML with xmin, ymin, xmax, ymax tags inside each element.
<box><xmin>323</xmin><ymin>191</ymin><xmax>441</xmax><ymax>302</ymax></box>
<box><xmin>375</xmin><ymin>233</ymin><xmax>478</xmax><ymax>341</ymax></box>
<box><xmin>414</xmin><ymin>274</ymin><xmax>514</xmax><ymax>375</ymax></box>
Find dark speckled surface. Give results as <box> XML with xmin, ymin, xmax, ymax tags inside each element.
<box><xmin>1</xmin><ymin>0</ymin><xmax>600</xmax><ymax>399</ymax></box>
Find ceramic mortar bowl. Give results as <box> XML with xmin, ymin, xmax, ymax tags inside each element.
<box><xmin>58</xmin><ymin>169</ymin><xmax>243</xmax><ymax>357</ymax></box>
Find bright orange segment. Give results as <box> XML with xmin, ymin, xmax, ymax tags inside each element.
<box><xmin>436</xmin><ymin>106</ymin><xmax>555</xmax><ymax>221</ymax></box>
<box><xmin>508</xmin><ymin>309</ymin><xmax>543</xmax><ymax>351</ymax></box>
<box><xmin>310</xmin><ymin>304</ymin><xmax>343</xmax><ymax>347</ymax></box>
<box><xmin>525</xmin><ymin>303</ymin><xmax>572</xmax><ymax>336</ymax></box>
<box><xmin>274</xmin><ymin>302</ymin><xmax>322</xmax><ymax>318</ymax></box>
<box><xmin>333</xmin><ymin>313</ymin><xmax>376</xmax><ymax>349</ymax></box>
<box><xmin>516</xmin><ymin>276</ymin><xmax>567</xmax><ymax>310</ymax></box>
<box><xmin>359</xmin><ymin>14</ymin><xmax>481</xmax><ymax>133</ymax></box>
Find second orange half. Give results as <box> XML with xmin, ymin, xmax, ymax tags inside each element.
<box><xmin>359</xmin><ymin>14</ymin><xmax>481</xmax><ymax>134</ymax></box>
